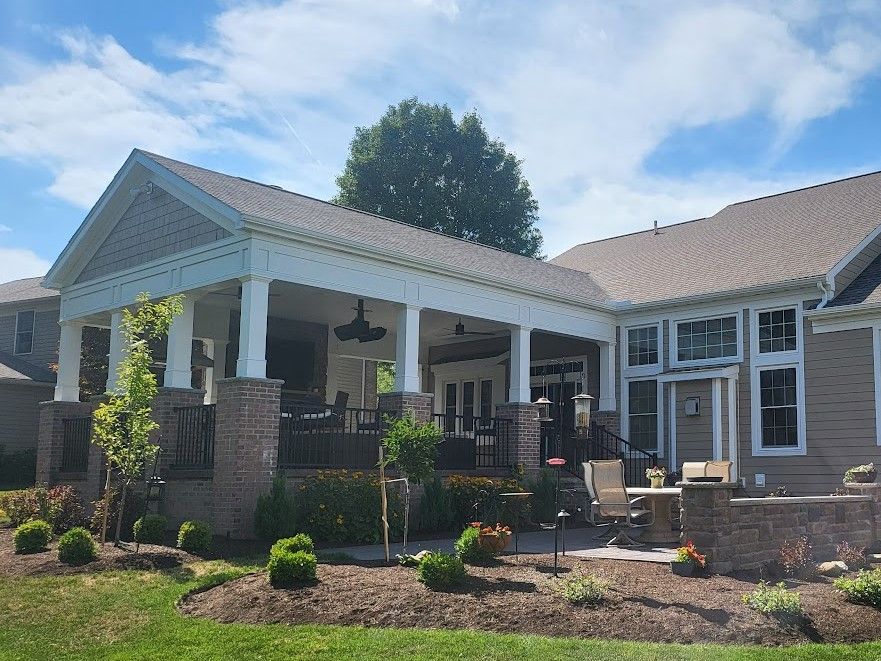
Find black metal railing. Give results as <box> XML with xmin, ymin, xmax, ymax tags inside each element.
<box><xmin>278</xmin><ymin>404</ymin><xmax>386</xmax><ymax>469</ymax></box>
<box><xmin>61</xmin><ymin>416</ymin><xmax>92</xmax><ymax>472</ymax></box>
<box><xmin>173</xmin><ymin>404</ymin><xmax>216</xmax><ymax>468</ymax></box>
<box><xmin>559</xmin><ymin>421</ymin><xmax>658</xmax><ymax>487</ymax></box>
<box><xmin>432</xmin><ymin>414</ymin><xmax>512</xmax><ymax>470</ymax></box>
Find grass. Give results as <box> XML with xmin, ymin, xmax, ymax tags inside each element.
<box><xmin>1</xmin><ymin>558</ymin><xmax>881</xmax><ymax>660</ymax></box>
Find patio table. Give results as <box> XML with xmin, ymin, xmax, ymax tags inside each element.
<box><xmin>626</xmin><ymin>487</ymin><xmax>682</xmax><ymax>544</ymax></box>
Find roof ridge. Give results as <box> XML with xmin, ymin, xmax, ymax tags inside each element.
<box><xmin>725</xmin><ymin>169</ymin><xmax>881</xmax><ymax>208</ymax></box>
<box><xmin>554</xmin><ymin>216</ymin><xmax>708</xmax><ymax>253</ymax></box>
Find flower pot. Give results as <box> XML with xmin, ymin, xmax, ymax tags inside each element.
<box><xmin>849</xmin><ymin>470</ymin><xmax>877</xmax><ymax>484</ymax></box>
<box><xmin>478</xmin><ymin>533</ymin><xmax>511</xmax><ymax>554</ymax></box>
<box><xmin>671</xmin><ymin>561</ymin><xmax>695</xmax><ymax>577</ymax></box>
<box><xmin>650</xmin><ymin>477</ymin><xmax>664</xmax><ymax>489</ymax></box>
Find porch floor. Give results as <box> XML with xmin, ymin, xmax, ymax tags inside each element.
<box><xmin>324</xmin><ymin>526</ymin><xmax>678</xmax><ymax>563</ymax></box>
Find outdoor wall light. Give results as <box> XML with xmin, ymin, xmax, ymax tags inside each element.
<box><xmin>572</xmin><ymin>392</ymin><xmax>594</xmax><ymax>433</ymax></box>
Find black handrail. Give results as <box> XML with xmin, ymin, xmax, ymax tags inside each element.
<box><xmin>278</xmin><ymin>404</ymin><xmax>385</xmax><ymax>469</ymax></box>
<box><xmin>432</xmin><ymin>414</ymin><xmax>512</xmax><ymax>470</ymax></box>
<box><xmin>173</xmin><ymin>404</ymin><xmax>216</xmax><ymax>468</ymax></box>
<box><xmin>560</xmin><ymin>421</ymin><xmax>658</xmax><ymax>487</ymax></box>
<box><xmin>61</xmin><ymin>416</ymin><xmax>92</xmax><ymax>472</ymax></box>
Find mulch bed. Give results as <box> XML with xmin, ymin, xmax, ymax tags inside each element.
<box><xmin>0</xmin><ymin>528</ymin><xmax>193</xmax><ymax>577</ymax></box>
<box><xmin>179</xmin><ymin>554</ymin><xmax>881</xmax><ymax>646</ymax></box>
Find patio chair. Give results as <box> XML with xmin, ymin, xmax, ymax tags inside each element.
<box><xmin>299</xmin><ymin>391</ymin><xmax>349</xmax><ymax>432</ymax></box>
<box><xmin>681</xmin><ymin>460</ymin><xmax>734</xmax><ymax>482</ymax></box>
<box><xmin>584</xmin><ymin>459</ymin><xmax>654</xmax><ymax>547</ymax></box>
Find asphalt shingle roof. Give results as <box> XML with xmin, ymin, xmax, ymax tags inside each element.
<box><xmin>140</xmin><ymin>151</ymin><xmax>611</xmax><ymax>305</ymax></box>
<box><xmin>0</xmin><ymin>350</ymin><xmax>56</xmax><ymax>383</ymax></box>
<box><xmin>0</xmin><ymin>277</ymin><xmax>57</xmax><ymax>306</ymax></box>
<box><xmin>827</xmin><ymin>253</ymin><xmax>881</xmax><ymax>307</ymax></box>
<box><xmin>550</xmin><ymin>172</ymin><xmax>881</xmax><ymax>305</ymax></box>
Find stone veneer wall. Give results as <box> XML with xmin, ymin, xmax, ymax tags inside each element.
<box><xmin>495</xmin><ymin>403</ymin><xmax>541</xmax><ymax>472</ymax></box>
<box><xmin>680</xmin><ymin>482</ymin><xmax>881</xmax><ymax>573</ymax></box>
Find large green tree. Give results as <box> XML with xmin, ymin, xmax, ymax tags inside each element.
<box><xmin>335</xmin><ymin>98</ymin><xmax>543</xmax><ymax>258</ymax></box>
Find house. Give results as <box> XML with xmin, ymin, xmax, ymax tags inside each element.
<box><xmin>29</xmin><ymin>149</ymin><xmax>881</xmax><ymax>535</ymax></box>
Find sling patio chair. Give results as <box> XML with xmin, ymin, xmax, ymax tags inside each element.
<box><xmin>298</xmin><ymin>390</ymin><xmax>349</xmax><ymax>432</ymax></box>
<box><xmin>681</xmin><ymin>460</ymin><xmax>734</xmax><ymax>483</ymax></box>
<box><xmin>584</xmin><ymin>459</ymin><xmax>654</xmax><ymax>547</ymax></box>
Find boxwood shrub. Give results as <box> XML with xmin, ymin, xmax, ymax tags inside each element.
<box><xmin>177</xmin><ymin>520</ymin><xmax>211</xmax><ymax>554</ymax></box>
<box><xmin>268</xmin><ymin>550</ymin><xmax>318</xmax><ymax>587</ymax></box>
<box><xmin>416</xmin><ymin>551</ymin><xmax>466</xmax><ymax>589</ymax></box>
<box><xmin>133</xmin><ymin>514</ymin><xmax>167</xmax><ymax>545</ymax></box>
<box><xmin>13</xmin><ymin>519</ymin><xmax>52</xmax><ymax>554</ymax></box>
<box><xmin>271</xmin><ymin>533</ymin><xmax>314</xmax><ymax>555</ymax></box>
<box><xmin>57</xmin><ymin>527</ymin><xmax>97</xmax><ymax>565</ymax></box>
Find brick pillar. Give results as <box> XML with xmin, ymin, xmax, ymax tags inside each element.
<box><xmin>211</xmin><ymin>377</ymin><xmax>283</xmax><ymax>538</ymax></box>
<box><xmin>36</xmin><ymin>400</ymin><xmax>102</xmax><ymax>503</ymax></box>
<box><xmin>593</xmin><ymin>410</ymin><xmax>620</xmax><ymax>437</ymax></box>
<box><xmin>496</xmin><ymin>402</ymin><xmax>541</xmax><ymax>472</ymax></box>
<box><xmin>678</xmin><ymin>482</ymin><xmax>737</xmax><ymax>573</ymax></box>
<box><xmin>845</xmin><ymin>482</ymin><xmax>881</xmax><ymax>551</ymax></box>
<box><xmin>378</xmin><ymin>391</ymin><xmax>434</xmax><ymax>423</ymax></box>
<box><xmin>151</xmin><ymin>387</ymin><xmax>206</xmax><ymax>473</ymax></box>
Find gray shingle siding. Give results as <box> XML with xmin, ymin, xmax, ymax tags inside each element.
<box><xmin>0</xmin><ymin>309</ymin><xmax>60</xmax><ymax>375</ymax></box>
<box><xmin>75</xmin><ymin>184</ymin><xmax>232</xmax><ymax>284</ymax></box>
<box><xmin>0</xmin><ymin>383</ymin><xmax>53</xmax><ymax>454</ymax></box>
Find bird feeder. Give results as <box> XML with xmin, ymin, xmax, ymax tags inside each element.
<box><xmin>534</xmin><ymin>396</ymin><xmax>553</xmax><ymax>422</ymax></box>
<box><xmin>572</xmin><ymin>393</ymin><xmax>594</xmax><ymax>435</ymax></box>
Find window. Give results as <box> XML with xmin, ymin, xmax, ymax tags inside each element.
<box><xmin>479</xmin><ymin>379</ymin><xmax>493</xmax><ymax>423</ymax></box>
<box><xmin>14</xmin><ymin>310</ymin><xmax>35</xmax><ymax>355</ymax></box>
<box><xmin>444</xmin><ymin>383</ymin><xmax>457</xmax><ymax>432</ymax></box>
<box><xmin>676</xmin><ymin>315</ymin><xmax>738</xmax><ymax>362</ymax></box>
<box><xmin>627</xmin><ymin>325</ymin><xmax>658</xmax><ymax>366</ymax></box>
<box><xmin>628</xmin><ymin>380</ymin><xmax>658</xmax><ymax>451</ymax></box>
<box><xmin>758</xmin><ymin>308</ymin><xmax>797</xmax><ymax>354</ymax></box>
<box><xmin>462</xmin><ymin>381</ymin><xmax>475</xmax><ymax>431</ymax></box>
<box><xmin>759</xmin><ymin>367</ymin><xmax>799</xmax><ymax>448</ymax></box>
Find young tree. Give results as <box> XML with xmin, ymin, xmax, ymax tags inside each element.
<box><xmin>92</xmin><ymin>293</ymin><xmax>184</xmax><ymax>545</ymax></box>
<box><xmin>335</xmin><ymin>98</ymin><xmax>544</xmax><ymax>258</ymax></box>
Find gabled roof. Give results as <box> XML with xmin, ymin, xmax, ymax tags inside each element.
<box><xmin>827</xmin><ymin>253</ymin><xmax>881</xmax><ymax>308</ymax></box>
<box><xmin>0</xmin><ymin>277</ymin><xmax>58</xmax><ymax>306</ymax></box>
<box><xmin>137</xmin><ymin>151</ymin><xmax>611</xmax><ymax>306</ymax></box>
<box><xmin>0</xmin><ymin>350</ymin><xmax>56</xmax><ymax>384</ymax></box>
<box><xmin>551</xmin><ymin>171</ymin><xmax>881</xmax><ymax>305</ymax></box>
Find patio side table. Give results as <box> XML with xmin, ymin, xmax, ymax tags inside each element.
<box><xmin>626</xmin><ymin>487</ymin><xmax>681</xmax><ymax>544</ymax></box>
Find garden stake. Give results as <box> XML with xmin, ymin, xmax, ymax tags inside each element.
<box><xmin>378</xmin><ymin>445</ymin><xmax>390</xmax><ymax>563</ymax></box>
<box><xmin>547</xmin><ymin>457</ymin><xmax>566</xmax><ymax>577</ymax></box>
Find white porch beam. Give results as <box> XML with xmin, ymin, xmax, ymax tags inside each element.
<box><xmin>164</xmin><ymin>295</ymin><xmax>195</xmax><ymax>388</ymax></box>
<box><xmin>712</xmin><ymin>377</ymin><xmax>723</xmax><ymax>460</ymax></box>
<box><xmin>55</xmin><ymin>321</ymin><xmax>83</xmax><ymax>402</ymax></box>
<box><xmin>394</xmin><ymin>304</ymin><xmax>422</xmax><ymax>392</ymax></box>
<box><xmin>598</xmin><ymin>340</ymin><xmax>617</xmax><ymax>411</ymax></box>
<box><xmin>727</xmin><ymin>377</ymin><xmax>738</xmax><ymax>479</ymax></box>
<box><xmin>508</xmin><ymin>325</ymin><xmax>532</xmax><ymax>403</ymax></box>
<box><xmin>236</xmin><ymin>277</ymin><xmax>272</xmax><ymax>378</ymax></box>
<box><xmin>106</xmin><ymin>310</ymin><xmax>124</xmax><ymax>393</ymax></box>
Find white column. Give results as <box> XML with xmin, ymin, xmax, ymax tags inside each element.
<box><xmin>208</xmin><ymin>340</ymin><xmax>228</xmax><ymax>403</ymax></box>
<box><xmin>236</xmin><ymin>277</ymin><xmax>271</xmax><ymax>378</ymax></box>
<box><xmin>394</xmin><ymin>304</ymin><xmax>421</xmax><ymax>392</ymax></box>
<box><xmin>508</xmin><ymin>325</ymin><xmax>532</xmax><ymax>403</ymax></box>
<box><xmin>106</xmin><ymin>310</ymin><xmax>124</xmax><ymax>393</ymax></box>
<box><xmin>55</xmin><ymin>321</ymin><xmax>83</xmax><ymax>402</ymax></box>
<box><xmin>164</xmin><ymin>295</ymin><xmax>195</xmax><ymax>388</ymax></box>
<box><xmin>727</xmin><ymin>377</ymin><xmax>738</xmax><ymax>480</ymax></box>
<box><xmin>712</xmin><ymin>377</ymin><xmax>723</xmax><ymax>460</ymax></box>
<box><xmin>598</xmin><ymin>340</ymin><xmax>617</xmax><ymax>411</ymax></box>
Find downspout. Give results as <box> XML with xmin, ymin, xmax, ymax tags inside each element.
<box><xmin>817</xmin><ymin>277</ymin><xmax>835</xmax><ymax>309</ymax></box>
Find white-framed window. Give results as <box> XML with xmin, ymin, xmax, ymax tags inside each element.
<box><xmin>751</xmin><ymin>363</ymin><xmax>806</xmax><ymax>456</ymax></box>
<box><xmin>14</xmin><ymin>310</ymin><xmax>35</xmax><ymax>355</ymax></box>
<box><xmin>622</xmin><ymin>378</ymin><xmax>662</xmax><ymax>454</ymax></box>
<box><xmin>757</xmin><ymin>307</ymin><xmax>798</xmax><ymax>354</ymax></box>
<box><xmin>627</xmin><ymin>324</ymin><xmax>660</xmax><ymax>367</ymax></box>
<box><xmin>676</xmin><ymin>315</ymin><xmax>738</xmax><ymax>362</ymax></box>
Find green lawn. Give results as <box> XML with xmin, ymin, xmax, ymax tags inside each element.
<box><xmin>1</xmin><ymin>560</ymin><xmax>881</xmax><ymax>660</ymax></box>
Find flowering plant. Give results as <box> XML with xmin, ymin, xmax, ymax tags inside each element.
<box><xmin>645</xmin><ymin>466</ymin><xmax>667</xmax><ymax>479</ymax></box>
<box><xmin>470</xmin><ymin>521</ymin><xmax>511</xmax><ymax>538</ymax></box>
<box><xmin>675</xmin><ymin>540</ymin><xmax>707</xmax><ymax>568</ymax></box>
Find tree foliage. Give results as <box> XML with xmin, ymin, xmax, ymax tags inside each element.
<box><xmin>381</xmin><ymin>415</ymin><xmax>442</xmax><ymax>485</ymax></box>
<box><xmin>335</xmin><ymin>98</ymin><xmax>543</xmax><ymax>258</ymax></box>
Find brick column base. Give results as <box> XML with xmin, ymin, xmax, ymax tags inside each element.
<box><xmin>593</xmin><ymin>410</ymin><xmax>620</xmax><ymax>437</ymax></box>
<box><xmin>678</xmin><ymin>482</ymin><xmax>738</xmax><ymax>574</ymax></box>
<box><xmin>211</xmin><ymin>377</ymin><xmax>283</xmax><ymax>538</ymax></box>
<box><xmin>378</xmin><ymin>391</ymin><xmax>434</xmax><ymax>423</ymax></box>
<box><xmin>496</xmin><ymin>403</ymin><xmax>541</xmax><ymax>472</ymax></box>
<box><xmin>36</xmin><ymin>400</ymin><xmax>102</xmax><ymax>504</ymax></box>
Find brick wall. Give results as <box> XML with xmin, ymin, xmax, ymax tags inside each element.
<box><xmin>161</xmin><ymin>475</ymin><xmax>213</xmax><ymax>529</ymax></box>
<box><xmin>495</xmin><ymin>403</ymin><xmax>541</xmax><ymax>472</ymax></box>
<box><xmin>378</xmin><ymin>391</ymin><xmax>434</xmax><ymax>422</ymax></box>
<box><xmin>680</xmin><ymin>482</ymin><xmax>879</xmax><ymax>573</ymax></box>
<box><xmin>211</xmin><ymin>377</ymin><xmax>283</xmax><ymax>538</ymax></box>
<box><xmin>35</xmin><ymin>399</ymin><xmax>102</xmax><ymax>504</ymax></box>
<box><xmin>592</xmin><ymin>410</ymin><xmax>620</xmax><ymax>437</ymax></box>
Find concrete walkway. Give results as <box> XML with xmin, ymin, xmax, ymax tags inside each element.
<box><xmin>324</xmin><ymin>526</ymin><xmax>678</xmax><ymax>563</ymax></box>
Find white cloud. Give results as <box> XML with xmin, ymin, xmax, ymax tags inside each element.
<box><xmin>0</xmin><ymin>246</ymin><xmax>51</xmax><ymax>283</ymax></box>
<box><xmin>0</xmin><ymin>224</ymin><xmax>10</xmax><ymax>233</ymax></box>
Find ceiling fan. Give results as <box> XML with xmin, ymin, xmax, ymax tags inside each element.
<box><xmin>439</xmin><ymin>318</ymin><xmax>496</xmax><ymax>339</ymax></box>
<box><xmin>334</xmin><ymin>299</ymin><xmax>387</xmax><ymax>343</ymax></box>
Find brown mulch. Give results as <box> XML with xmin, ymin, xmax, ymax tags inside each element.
<box><xmin>0</xmin><ymin>528</ymin><xmax>193</xmax><ymax>577</ymax></box>
<box><xmin>179</xmin><ymin>555</ymin><xmax>881</xmax><ymax>646</ymax></box>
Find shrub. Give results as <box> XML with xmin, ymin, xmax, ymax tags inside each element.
<box><xmin>454</xmin><ymin>525</ymin><xmax>494</xmax><ymax>565</ymax></box>
<box><xmin>57</xmin><ymin>527</ymin><xmax>97</xmax><ymax>565</ymax></box>
<box><xmin>446</xmin><ymin>475</ymin><xmax>521</xmax><ymax>527</ymax></box>
<box><xmin>417</xmin><ymin>551</ymin><xmax>466</xmax><ymax>589</ymax></box>
<box><xmin>89</xmin><ymin>487</ymin><xmax>145</xmax><ymax>540</ymax></box>
<box><xmin>779</xmin><ymin>536</ymin><xmax>814</xmax><ymax>578</ymax></box>
<box><xmin>835</xmin><ymin>569</ymin><xmax>881</xmax><ymax>608</ymax></box>
<box><xmin>837</xmin><ymin>541</ymin><xmax>867</xmax><ymax>570</ymax></box>
<box><xmin>0</xmin><ymin>485</ymin><xmax>84</xmax><ymax>532</ymax></box>
<box><xmin>0</xmin><ymin>446</ymin><xmax>36</xmax><ymax>489</ymax></box>
<box><xmin>559</xmin><ymin>574</ymin><xmax>606</xmax><ymax>605</ymax></box>
<box><xmin>381</xmin><ymin>415</ymin><xmax>442</xmax><ymax>484</ymax></box>
<box><xmin>416</xmin><ymin>477</ymin><xmax>454</xmax><ymax>533</ymax></box>
<box><xmin>133</xmin><ymin>514</ymin><xmax>167</xmax><ymax>545</ymax></box>
<box><xmin>268</xmin><ymin>550</ymin><xmax>317</xmax><ymax>587</ymax></box>
<box><xmin>254</xmin><ymin>477</ymin><xmax>299</xmax><ymax>540</ymax></box>
<box><xmin>271</xmin><ymin>533</ymin><xmax>314</xmax><ymax>555</ymax></box>
<box><xmin>524</xmin><ymin>469</ymin><xmax>557</xmax><ymax>523</ymax></box>
<box><xmin>13</xmin><ymin>519</ymin><xmax>52</xmax><ymax>554</ymax></box>
<box><xmin>177</xmin><ymin>520</ymin><xmax>211</xmax><ymax>554</ymax></box>
<box><xmin>742</xmin><ymin>582</ymin><xmax>803</xmax><ymax>622</ymax></box>
<box><xmin>297</xmin><ymin>470</ymin><xmax>403</xmax><ymax>544</ymax></box>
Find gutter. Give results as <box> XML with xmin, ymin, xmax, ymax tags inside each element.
<box><xmin>804</xmin><ymin>300</ymin><xmax>881</xmax><ymax>318</ymax></box>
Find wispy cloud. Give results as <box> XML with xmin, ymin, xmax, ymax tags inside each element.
<box><xmin>0</xmin><ymin>246</ymin><xmax>51</xmax><ymax>283</ymax></box>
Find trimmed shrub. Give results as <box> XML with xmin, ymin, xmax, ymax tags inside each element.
<box><xmin>454</xmin><ymin>525</ymin><xmax>494</xmax><ymax>565</ymax></box>
<box><xmin>0</xmin><ymin>446</ymin><xmax>36</xmax><ymax>489</ymax></box>
<box><xmin>13</xmin><ymin>519</ymin><xmax>52</xmax><ymax>554</ymax></box>
<box><xmin>254</xmin><ymin>477</ymin><xmax>299</xmax><ymax>540</ymax></box>
<box><xmin>416</xmin><ymin>477</ymin><xmax>454</xmax><ymax>533</ymax></box>
<box><xmin>133</xmin><ymin>514</ymin><xmax>167</xmax><ymax>545</ymax></box>
<box><xmin>271</xmin><ymin>533</ymin><xmax>314</xmax><ymax>555</ymax></box>
<box><xmin>835</xmin><ymin>568</ymin><xmax>881</xmax><ymax>609</ymax></box>
<box><xmin>177</xmin><ymin>520</ymin><xmax>211</xmax><ymax>554</ymax></box>
<box><xmin>57</xmin><ymin>527</ymin><xmax>98</xmax><ymax>565</ymax></box>
<box><xmin>0</xmin><ymin>485</ymin><xmax>84</xmax><ymax>532</ymax></box>
<box><xmin>268</xmin><ymin>550</ymin><xmax>317</xmax><ymax>587</ymax></box>
<box><xmin>416</xmin><ymin>551</ymin><xmax>466</xmax><ymax>589</ymax></box>
<box><xmin>559</xmin><ymin>574</ymin><xmax>606</xmax><ymax>605</ymax></box>
<box><xmin>524</xmin><ymin>468</ymin><xmax>557</xmax><ymax>524</ymax></box>
<box><xmin>446</xmin><ymin>475</ymin><xmax>521</xmax><ymax>527</ymax></box>
<box><xmin>742</xmin><ymin>582</ymin><xmax>803</xmax><ymax>623</ymax></box>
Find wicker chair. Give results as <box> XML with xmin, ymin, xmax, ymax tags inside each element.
<box><xmin>584</xmin><ymin>459</ymin><xmax>654</xmax><ymax>547</ymax></box>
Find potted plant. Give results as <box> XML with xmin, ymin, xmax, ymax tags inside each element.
<box><xmin>645</xmin><ymin>466</ymin><xmax>667</xmax><ymax>489</ymax></box>
<box><xmin>473</xmin><ymin>522</ymin><xmax>512</xmax><ymax>554</ymax></box>
<box><xmin>844</xmin><ymin>463</ymin><xmax>877</xmax><ymax>484</ymax></box>
<box><xmin>671</xmin><ymin>540</ymin><xmax>706</xmax><ymax>576</ymax></box>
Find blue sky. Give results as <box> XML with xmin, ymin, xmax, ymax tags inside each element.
<box><xmin>2</xmin><ymin>0</ymin><xmax>881</xmax><ymax>283</ymax></box>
